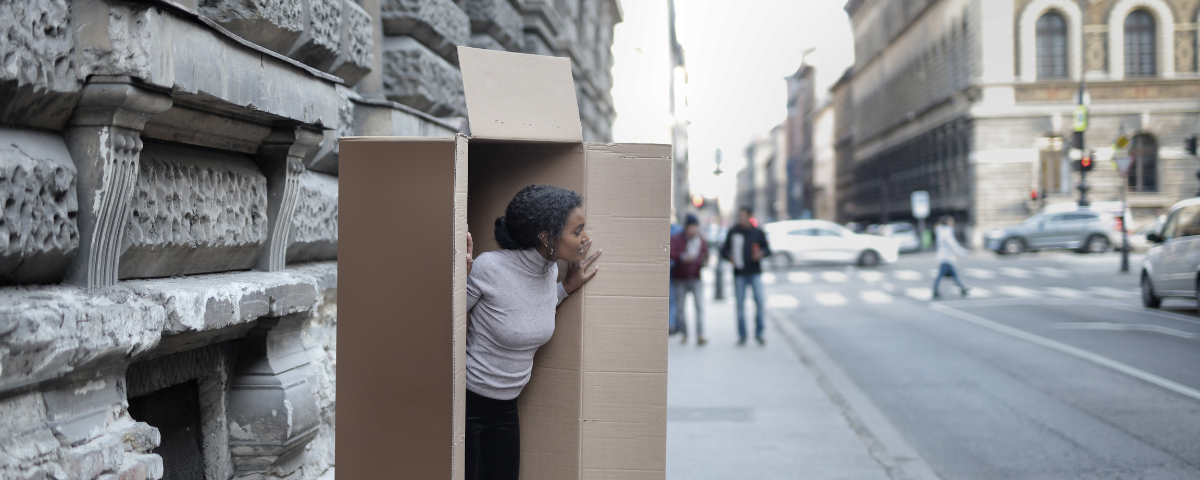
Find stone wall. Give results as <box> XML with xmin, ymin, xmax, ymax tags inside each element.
<box><xmin>0</xmin><ymin>0</ymin><xmax>619</xmax><ymax>478</ymax></box>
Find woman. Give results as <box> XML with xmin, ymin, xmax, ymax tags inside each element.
<box><xmin>462</xmin><ymin>184</ymin><xmax>602</xmax><ymax>480</ymax></box>
<box><xmin>931</xmin><ymin>215</ymin><xmax>970</xmax><ymax>299</ymax></box>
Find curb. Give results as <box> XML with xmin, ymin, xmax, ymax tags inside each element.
<box><xmin>770</xmin><ymin>311</ymin><xmax>943</xmax><ymax>480</ymax></box>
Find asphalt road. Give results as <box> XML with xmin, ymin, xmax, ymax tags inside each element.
<box><xmin>751</xmin><ymin>249</ymin><xmax>1200</xmax><ymax>479</ymax></box>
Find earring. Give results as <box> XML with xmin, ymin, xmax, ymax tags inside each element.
<box><xmin>544</xmin><ymin>242</ymin><xmax>555</xmax><ymax>259</ymax></box>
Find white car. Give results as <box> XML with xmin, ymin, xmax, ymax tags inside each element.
<box><xmin>763</xmin><ymin>220</ymin><xmax>900</xmax><ymax>267</ymax></box>
<box><xmin>1141</xmin><ymin>197</ymin><xmax>1200</xmax><ymax>309</ymax></box>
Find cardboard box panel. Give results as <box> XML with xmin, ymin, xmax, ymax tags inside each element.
<box><xmin>459</xmin><ymin>47</ymin><xmax>583</xmax><ymax>143</ymax></box>
<box><xmin>338</xmin><ymin>136</ymin><xmax>467</xmax><ymax>479</ymax></box>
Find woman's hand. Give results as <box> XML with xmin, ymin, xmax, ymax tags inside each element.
<box><xmin>465</xmin><ymin>232</ymin><xmax>474</xmax><ymax>276</ymax></box>
<box><xmin>562</xmin><ymin>239</ymin><xmax>601</xmax><ymax>294</ymax></box>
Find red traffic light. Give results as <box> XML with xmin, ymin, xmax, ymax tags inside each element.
<box><xmin>692</xmin><ymin>194</ymin><xmax>705</xmax><ymax>208</ymax></box>
<box><xmin>1030</xmin><ymin>189</ymin><xmax>1039</xmax><ymax>200</ymax></box>
<box><xmin>1080</xmin><ymin>157</ymin><xmax>1091</xmax><ymax>168</ymax></box>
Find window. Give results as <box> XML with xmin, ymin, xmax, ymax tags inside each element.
<box><xmin>1128</xmin><ymin>134</ymin><xmax>1158</xmax><ymax>192</ymax></box>
<box><xmin>1124</xmin><ymin>10</ymin><xmax>1156</xmax><ymax>77</ymax></box>
<box><xmin>815</xmin><ymin>229</ymin><xmax>841</xmax><ymax>237</ymax></box>
<box><xmin>1170</xmin><ymin>206</ymin><xmax>1200</xmax><ymax>239</ymax></box>
<box><xmin>788</xmin><ymin>229</ymin><xmax>816</xmax><ymax>236</ymax></box>
<box><xmin>1036</xmin><ymin>12</ymin><xmax>1068</xmax><ymax>79</ymax></box>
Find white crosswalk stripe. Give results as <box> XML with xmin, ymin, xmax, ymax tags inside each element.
<box><xmin>965</xmin><ymin>287</ymin><xmax>993</xmax><ymax>298</ymax></box>
<box><xmin>1046</xmin><ymin>287</ymin><xmax>1088</xmax><ymax>298</ymax></box>
<box><xmin>1035</xmin><ymin>267</ymin><xmax>1071</xmax><ymax>278</ymax></box>
<box><xmin>788</xmin><ymin>272</ymin><xmax>813</xmax><ymax>283</ymax></box>
<box><xmin>1088</xmin><ymin>286</ymin><xmax>1140</xmax><ymax>298</ymax></box>
<box><xmin>821</xmin><ymin>271</ymin><xmax>849</xmax><ymax>283</ymax></box>
<box><xmin>964</xmin><ymin>268</ymin><xmax>996</xmax><ymax>280</ymax></box>
<box><xmin>894</xmin><ymin>270</ymin><xmax>923</xmax><ymax>281</ymax></box>
<box><xmin>814</xmin><ymin>292</ymin><xmax>848</xmax><ymax>306</ymax></box>
<box><xmin>767</xmin><ymin>294</ymin><xmax>801</xmax><ymax>309</ymax></box>
<box><xmin>762</xmin><ymin>272</ymin><xmax>777</xmax><ymax>285</ymax></box>
<box><xmin>996</xmin><ymin>285</ymin><xmax>1041</xmax><ymax>297</ymax></box>
<box><xmin>860</xmin><ymin>290</ymin><xmax>894</xmax><ymax>304</ymax></box>
<box><xmin>905</xmin><ymin>287</ymin><xmax>933</xmax><ymax>300</ymax></box>
<box><xmin>858</xmin><ymin>271</ymin><xmax>885</xmax><ymax>283</ymax></box>
<box><xmin>999</xmin><ymin>268</ymin><xmax>1033</xmax><ymax>279</ymax></box>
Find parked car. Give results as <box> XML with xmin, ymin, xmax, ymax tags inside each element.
<box><xmin>763</xmin><ymin>220</ymin><xmax>900</xmax><ymax>267</ymax></box>
<box><xmin>1141</xmin><ymin>198</ymin><xmax>1200</xmax><ymax>308</ymax></box>
<box><xmin>1127</xmin><ymin>223</ymin><xmax>1158</xmax><ymax>251</ymax></box>
<box><xmin>884</xmin><ymin>222</ymin><xmax>921</xmax><ymax>253</ymax></box>
<box><xmin>984</xmin><ymin>208</ymin><xmax>1115</xmax><ymax>254</ymax></box>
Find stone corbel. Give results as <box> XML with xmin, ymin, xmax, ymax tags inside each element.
<box><xmin>255</xmin><ymin>127</ymin><xmax>324</xmax><ymax>272</ymax></box>
<box><xmin>226</xmin><ymin>314</ymin><xmax>320</xmax><ymax>477</ymax></box>
<box><xmin>64</xmin><ymin>77</ymin><xmax>172</xmax><ymax>289</ymax></box>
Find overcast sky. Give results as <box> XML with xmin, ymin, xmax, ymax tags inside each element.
<box><xmin>610</xmin><ymin>0</ymin><xmax>855</xmax><ymax>211</ymax></box>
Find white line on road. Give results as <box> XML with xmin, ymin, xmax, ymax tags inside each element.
<box><xmin>1000</xmin><ymin>267</ymin><xmax>1033</xmax><ymax>278</ymax></box>
<box><xmin>1035</xmin><ymin>267</ymin><xmax>1072</xmax><ymax>278</ymax></box>
<box><xmin>858</xmin><ymin>271</ymin><xmax>885</xmax><ymax>283</ymax></box>
<box><xmin>964</xmin><ymin>268</ymin><xmax>996</xmax><ymax>280</ymax></box>
<box><xmin>996</xmin><ymin>285</ymin><xmax>1041</xmax><ymax>298</ymax></box>
<box><xmin>821</xmin><ymin>271</ymin><xmax>849</xmax><ymax>283</ymax></box>
<box><xmin>762</xmin><ymin>272</ymin><xmax>777</xmax><ymax>285</ymax></box>
<box><xmin>1089</xmin><ymin>286</ymin><xmax>1139</xmax><ymax>298</ymax></box>
<box><xmin>905</xmin><ymin>287</ymin><xmax>933</xmax><ymax>300</ymax></box>
<box><xmin>814</xmin><ymin>292</ymin><xmax>848</xmax><ymax>306</ymax></box>
<box><xmin>1045</xmin><ymin>287</ymin><xmax>1088</xmax><ymax>298</ymax></box>
<box><xmin>788</xmin><ymin>272</ymin><xmax>813</xmax><ymax>283</ymax></box>
<box><xmin>860</xmin><ymin>290</ymin><xmax>893</xmax><ymax>304</ymax></box>
<box><xmin>894</xmin><ymin>270</ymin><xmax>923</xmax><ymax>281</ymax></box>
<box><xmin>1051</xmin><ymin>322</ymin><xmax>1197</xmax><ymax>339</ymax></box>
<box><xmin>767</xmin><ymin>294</ymin><xmax>801</xmax><ymax>309</ymax></box>
<box><xmin>931</xmin><ymin>303</ymin><xmax>1200</xmax><ymax>402</ymax></box>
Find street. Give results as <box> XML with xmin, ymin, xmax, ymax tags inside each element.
<box><xmin>669</xmin><ymin>250</ymin><xmax>1200</xmax><ymax>479</ymax></box>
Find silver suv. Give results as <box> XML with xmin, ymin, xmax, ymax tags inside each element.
<box><xmin>984</xmin><ymin>209</ymin><xmax>1115</xmax><ymax>254</ymax></box>
<box><xmin>1141</xmin><ymin>198</ymin><xmax>1200</xmax><ymax>308</ymax></box>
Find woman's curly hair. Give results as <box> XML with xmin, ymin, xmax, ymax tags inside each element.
<box><xmin>495</xmin><ymin>185</ymin><xmax>583</xmax><ymax>251</ymax></box>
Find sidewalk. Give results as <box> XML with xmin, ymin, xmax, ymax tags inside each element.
<box><xmin>667</xmin><ymin>279</ymin><xmax>939</xmax><ymax>479</ymax></box>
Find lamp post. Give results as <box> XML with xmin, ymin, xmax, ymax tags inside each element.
<box><xmin>1074</xmin><ymin>0</ymin><xmax>1090</xmax><ymax>208</ymax></box>
<box><xmin>712</xmin><ymin>149</ymin><xmax>726</xmax><ymax>301</ymax></box>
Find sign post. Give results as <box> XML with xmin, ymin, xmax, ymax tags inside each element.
<box><xmin>1114</xmin><ymin>134</ymin><xmax>1131</xmax><ymax>273</ymax></box>
<box><xmin>912</xmin><ymin>191</ymin><xmax>930</xmax><ymax>251</ymax></box>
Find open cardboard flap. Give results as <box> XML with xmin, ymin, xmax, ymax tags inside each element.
<box><xmin>459</xmin><ymin>46</ymin><xmax>583</xmax><ymax>143</ymax></box>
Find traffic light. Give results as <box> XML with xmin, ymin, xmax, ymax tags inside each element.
<box><xmin>1080</xmin><ymin>154</ymin><xmax>1093</xmax><ymax>171</ymax></box>
<box><xmin>1186</xmin><ymin>135</ymin><xmax>1197</xmax><ymax>156</ymax></box>
<box><xmin>691</xmin><ymin>194</ymin><xmax>704</xmax><ymax>208</ymax></box>
<box><xmin>1029</xmin><ymin>189</ymin><xmax>1039</xmax><ymax>201</ymax></box>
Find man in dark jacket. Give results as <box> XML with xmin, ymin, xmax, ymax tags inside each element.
<box><xmin>670</xmin><ymin>214</ymin><xmax>708</xmax><ymax>345</ymax></box>
<box><xmin>720</xmin><ymin>207</ymin><xmax>771</xmax><ymax>345</ymax></box>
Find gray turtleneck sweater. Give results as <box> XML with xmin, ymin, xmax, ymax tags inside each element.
<box><xmin>466</xmin><ymin>248</ymin><xmax>569</xmax><ymax>400</ymax></box>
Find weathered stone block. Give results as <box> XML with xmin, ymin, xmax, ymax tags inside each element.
<box><xmin>119</xmin><ymin>143</ymin><xmax>268</xmax><ymax>280</ymax></box>
<box><xmin>305</xmin><ymin>85</ymin><xmax>356</xmax><ymax>175</ymax></box>
<box><xmin>522</xmin><ymin>31</ymin><xmax>554</xmax><ymax>56</ymax></box>
<box><xmin>380</xmin><ymin>0</ymin><xmax>470</xmax><ymax>62</ymax></box>
<box><xmin>287</xmin><ymin>171</ymin><xmax>338</xmax><ymax>264</ymax></box>
<box><xmin>325</xmin><ymin>0</ymin><xmax>375</xmax><ymax>87</ymax></box>
<box><xmin>381</xmin><ymin>35</ymin><xmax>466</xmax><ymax>117</ymax></box>
<box><xmin>0</xmin><ymin>128</ymin><xmax>79</xmax><ymax>285</ymax></box>
<box><xmin>469</xmin><ymin>32</ymin><xmax>506</xmax><ymax>51</ymax></box>
<box><xmin>458</xmin><ymin>0</ymin><xmax>523</xmax><ymax>51</ymax></box>
<box><xmin>0</xmin><ymin>0</ymin><xmax>80</xmax><ymax>130</ymax></box>
<box><xmin>287</xmin><ymin>0</ymin><xmax>344</xmax><ymax>72</ymax></box>
<box><xmin>199</xmin><ymin>0</ymin><xmax>306</xmax><ymax>55</ymax></box>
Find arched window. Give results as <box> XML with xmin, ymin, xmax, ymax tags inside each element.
<box><xmin>1036</xmin><ymin>12</ymin><xmax>1068</xmax><ymax>79</ymax></box>
<box><xmin>1124</xmin><ymin>10</ymin><xmax>1156</xmax><ymax>77</ymax></box>
<box><xmin>1129</xmin><ymin>134</ymin><xmax>1158</xmax><ymax>192</ymax></box>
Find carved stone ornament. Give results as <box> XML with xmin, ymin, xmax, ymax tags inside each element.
<box><xmin>64</xmin><ymin>78</ymin><xmax>172</xmax><ymax>289</ymax></box>
<box><xmin>255</xmin><ymin>127</ymin><xmax>324</xmax><ymax>272</ymax></box>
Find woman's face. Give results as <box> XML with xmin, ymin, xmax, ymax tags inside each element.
<box><xmin>551</xmin><ymin>207</ymin><xmax>589</xmax><ymax>262</ymax></box>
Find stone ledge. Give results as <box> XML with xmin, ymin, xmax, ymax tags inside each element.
<box><xmin>381</xmin><ymin>35</ymin><xmax>466</xmax><ymax>117</ymax></box>
<box><xmin>0</xmin><ymin>262</ymin><xmax>337</xmax><ymax>395</ymax></box>
<box><xmin>381</xmin><ymin>0</ymin><xmax>470</xmax><ymax>63</ymax></box>
<box><xmin>459</xmin><ymin>0</ymin><xmax>523</xmax><ymax>52</ymax></box>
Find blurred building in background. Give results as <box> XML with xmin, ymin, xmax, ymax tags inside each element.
<box><xmin>837</xmin><ymin>0</ymin><xmax>1200</xmax><ymax>246</ymax></box>
<box><xmin>0</xmin><ymin>0</ymin><xmax>620</xmax><ymax>478</ymax></box>
<box><xmin>743</xmin><ymin>125</ymin><xmax>790</xmax><ymax>223</ymax></box>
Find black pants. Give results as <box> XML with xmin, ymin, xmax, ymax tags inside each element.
<box><xmin>465</xmin><ymin>390</ymin><xmax>520</xmax><ymax>480</ymax></box>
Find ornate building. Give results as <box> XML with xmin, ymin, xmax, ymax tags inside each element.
<box><xmin>839</xmin><ymin>0</ymin><xmax>1200</xmax><ymax>246</ymax></box>
<box><xmin>0</xmin><ymin>0</ymin><xmax>621</xmax><ymax>479</ymax></box>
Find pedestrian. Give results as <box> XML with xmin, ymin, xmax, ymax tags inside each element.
<box><xmin>670</xmin><ymin>214</ymin><xmax>709</xmax><ymax>345</ymax></box>
<box><xmin>668</xmin><ymin>222</ymin><xmax>685</xmax><ymax>336</ymax></box>
<box><xmin>721</xmin><ymin>207</ymin><xmax>771</xmax><ymax>345</ymax></box>
<box><xmin>931</xmin><ymin>215</ymin><xmax>970</xmax><ymax>299</ymax></box>
<box><xmin>462</xmin><ymin>184</ymin><xmax>602</xmax><ymax>480</ymax></box>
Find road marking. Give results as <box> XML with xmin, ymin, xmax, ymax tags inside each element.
<box><xmin>787</xmin><ymin>272</ymin><xmax>813</xmax><ymax>283</ymax></box>
<box><xmin>965</xmin><ymin>287</ymin><xmax>993</xmax><ymax>298</ymax></box>
<box><xmin>996</xmin><ymin>285</ymin><xmax>1041</xmax><ymax>297</ymax></box>
<box><xmin>931</xmin><ymin>303</ymin><xmax>1200</xmax><ymax>402</ymax></box>
<box><xmin>858</xmin><ymin>271</ymin><xmax>885</xmax><ymax>283</ymax></box>
<box><xmin>860</xmin><ymin>290</ymin><xmax>893</xmax><ymax>304</ymax></box>
<box><xmin>894</xmin><ymin>270</ymin><xmax>923</xmax><ymax>281</ymax></box>
<box><xmin>821</xmin><ymin>271</ymin><xmax>849</xmax><ymax>283</ymax></box>
<box><xmin>1051</xmin><ymin>322</ymin><xmax>1197</xmax><ymax>339</ymax></box>
<box><xmin>767</xmin><ymin>294</ymin><xmax>801</xmax><ymax>309</ymax></box>
<box><xmin>964</xmin><ymin>268</ymin><xmax>996</xmax><ymax>280</ymax></box>
<box><xmin>1035</xmin><ymin>267</ymin><xmax>1071</xmax><ymax>278</ymax></box>
<box><xmin>999</xmin><ymin>267</ymin><xmax>1033</xmax><ymax>278</ymax></box>
<box><xmin>1089</xmin><ymin>286</ymin><xmax>1139</xmax><ymax>298</ymax></box>
<box><xmin>1045</xmin><ymin>287</ymin><xmax>1088</xmax><ymax>298</ymax></box>
<box><xmin>762</xmin><ymin>272</ymin><xmax>777</xmax><ymax>285</ymax></box>
<box><xmin>905</xmin><ymin>287</ymin><xmax>933</xmax><ymax>300</ymax></box>
<box><xmin>881</xmin><ymin>282</ymin><xmax>897</xmax><ymax>292</ymax></box>
<box><xmin>814</xmin><ymin>292</ymin><xmax>848</xmax><ymax>306</ymax></box>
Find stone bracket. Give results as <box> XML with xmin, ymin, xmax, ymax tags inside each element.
<box><xmin>64</xmin><ymin>78</ymin><xmax>172</xmax><ymax>289</ymax></box>
<box><xmin>255</xmin><ymin>127</ymin><xmax>324</xmax><ymax>272</ymax></box>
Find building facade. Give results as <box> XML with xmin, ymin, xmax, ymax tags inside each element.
<box><xmin>740</xmin><ymin>125</ymin><xmax>789</xmax><ymax>223</ymax></box>
<box><xmin>840</xmin><ymin>0</ymin><xmax>1200</xmax><ymax>246</ymax></box>
<box><xmin>0</xmin><ymin>0</ymin><xmax>620</xmax><ymax>479</ymax></box>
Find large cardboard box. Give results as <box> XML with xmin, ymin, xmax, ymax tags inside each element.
<box><xmin>339</xmin><ymin>47</ymin><xmax>670</xmax><ymax>479</ymax></box>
